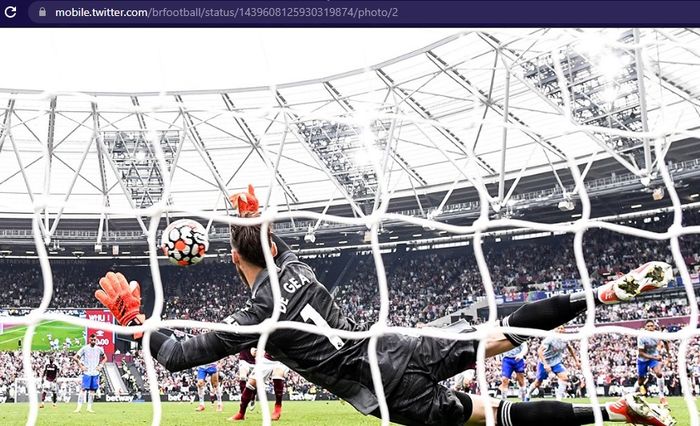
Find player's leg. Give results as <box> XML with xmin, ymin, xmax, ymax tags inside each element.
<box><xmin>74</xmin><ymin>375</ymin><xmax>89</xmax><ymax>412</ymax></box>
<box><xmin>231</xmin><ymin>375</ymin><xmax>258</xmax><ymax>421</ymax></box>
<box><xmin>554</xmin><ymin>368</ymin><xmax>570</xmax><ymax>402</ymax></box>
<box><xmin>525</xmin><ymin>363</ymin><xmax>547</xmax><ymax>401</ymax></box>
<box><xmin>40</xmin><ymin>384</ymin><xmax>46</xmax><ymax>408</ymax></box>
<box><xmin>651</xmin><ymin>362</ymin><xmax>667</xmax><ymax>405</ymax></box>
<box><xmin>468</xmin><ymin>393</ymin><xmax>676</xmax><ymax>426</ymax></box>
<box><xmin>271</xmin><ymin>365</ymin><xmax>288</xmax><ymax>421</ymax></box>
<box><xmin>196</xmin><ymin>368</ymin><xmax>207</xmax><ymax>411</ymax></box>
<box><xmin>211</xmin><ymin>372</ymin><xmax>223</xmax><ymax>412</ymax></box>
<box><xmin>499</xmin><ymin>377</ymin><xmax>511</xmax><ymax>401</ymax></box>
<box><xmin>515</xmin><ymin>372</ymin><xmax>527</xmax><ymax>402</ymax></box>
<box><xmin>500</xmin><ymin>359</ymin><xmax>514</xmax><ymax>400</ymax></box>
<box><xmin>513</xmin><ymin>357</ymin><xmax>528</xmax><ymax>401</ymax></box>
<box><xmin>238</xmin><ymin>361</ymin><xmax>251</xmax><ymax>395</ymax></box>
<box><xmin>86</xmin><ymin>376</ymin><xmax>98</xmax><ymax>413</ymax></box>
<box><xmin>635</xmin><ymin>360</ymin><xmax>649</xmax><ymax>394</ymax></box>
<box><xmin>51</xmin><ymin>382</ymin><xmax>58</xmax><ymax>406</ymax></box>
<box><xmin>494</xmin><ymin>262</ymin><xmax>672</xmax><ymax>353</ymax></box>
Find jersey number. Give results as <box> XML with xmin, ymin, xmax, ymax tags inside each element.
<box><xmin>300</xmin><ymin>304</ymin><xmax>345</xmax><ymax>350</ymax></box>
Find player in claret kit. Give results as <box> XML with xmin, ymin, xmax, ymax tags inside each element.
<box><xmin>40</xmin><ymin>356</ymin><xmax>59</xmax><ymax>408</ymax></box>
<box><xmin>232</xmin><ymin>348</ymin><xmax>288</xmax><ymax>421</ymax></box>
<box><xmin>95</xmin><ymin>184</ymin><xmax>677</xmax><ymax>426</ymax></box>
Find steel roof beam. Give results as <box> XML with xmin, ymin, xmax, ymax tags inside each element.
<box><xmin>92</xmin><ymin>102</ymin><xmax>149</xmax><ymax>235</ymax></box>
<box><xmin>44</xmin><ymin>97</ymin><xmax>57</xmax><ymax>233</ymax></box>
<box><xmin>221</xmin><ymin>93</ymin><xmax>299</xmax><ymax>204</ymax></box>
<box><xmin>175</xmin><ymin>95</ymin><xmax>235</xmax><ymax>209</ymax></box>
<box><xmin>375</xmin><ymin>68</ymin><xmax>498</xmax><ymax>177</ymax></box>
<box><xmin>323</xmin><ymin>81</ymin><xmax>428</xmax><ymax>187</ymax></box>
<box><xmin>478</xmin><ymin>32</ymin><xmax>642</xmax><ymax>177</ymax></box>
<box><xmin>275</xmin><ymin>90</ymin><xmax>366</xmax><ymax>217</ymax></box>
<box><xmin>426</xmin><ymin>50</ymin><xmax>568</xmax><ymax>163</ymax></box>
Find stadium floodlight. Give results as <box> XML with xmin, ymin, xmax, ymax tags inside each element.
<box><xmin>558</xmin><ymin>198</ymin><xmax>575</xmax><ymax>211</ymax></box>
<box><xmin>524</xmin><ymin>30</ymin><xmax>642</xmax><ymax>152</ymax></box>
<box><xmin>652</xmin><ymin>187</ymin><xmax>665</xmax><ymax>200</ymax></box>
<box><xmin>304</xmin><ymin>229</ymin><xmax>316</xmax><ymax>244</ymax></box>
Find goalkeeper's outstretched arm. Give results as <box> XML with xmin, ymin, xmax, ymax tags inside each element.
<box><xmin>149</xmin><ymin>329</ymin><xmax>252</xmax><ymax>372</ymax></box>
<box><xmin>95</xmin><ymin>271</ymin><xmax>265</xmax><ymax>372</ymax></box>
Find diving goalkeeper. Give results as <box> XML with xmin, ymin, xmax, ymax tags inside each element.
<box><xmin>95</xmin><ymin>185</ymin><xmax>676</xmax><ymax>426</ymax></box>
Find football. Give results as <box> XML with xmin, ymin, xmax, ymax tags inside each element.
<box><xmin>160</xmin><ymin>219</ymin><xmax>209</xmax><ymax>266</ymax></box>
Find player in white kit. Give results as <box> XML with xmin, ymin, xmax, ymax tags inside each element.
<box><xmin>73</xmin><ymin>333</ymin><xmax>106</xmax><ymax>413</ymax></box>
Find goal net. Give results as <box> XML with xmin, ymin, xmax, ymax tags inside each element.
<box><xmin>2</xmin><ymin>29</ymin><xmax>699</xmax><ymax>426</ymax></box>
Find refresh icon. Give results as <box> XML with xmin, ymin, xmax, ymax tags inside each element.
<box><xmin>4</xmin><ymin>5</ymin><xmax>17</xmax><ymax>18</ymax></box>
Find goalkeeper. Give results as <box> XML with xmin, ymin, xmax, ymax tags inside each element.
<box><xmin>95</xmin><ymin>185</ymin><xmax>676</xmax><ymax>426</ymax></box>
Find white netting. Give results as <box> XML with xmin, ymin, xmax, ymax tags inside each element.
<box><xmin>1</xmin><ymin>29</ymin><xmax>699</xmax><ymax>426</ymax></box>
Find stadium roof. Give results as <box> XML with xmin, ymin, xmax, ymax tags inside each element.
<box><xmin>1</xmin><ymin>28</ymin><xmax>700</xmax><ymax>249</ymax></box>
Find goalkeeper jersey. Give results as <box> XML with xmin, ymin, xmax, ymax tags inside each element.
<box><xmin>152</xmin><ymin>250</ymin><xmax>415</xmax><ymax>415</ymax></box>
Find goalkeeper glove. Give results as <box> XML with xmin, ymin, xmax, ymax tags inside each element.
<box><xmin>95</xmin><ymin>272</ymin><xmax>145</xmax><ymax>339</ymax></box>
<box><xmin>229</xmin><ymin>184</ymin><xmax>260</xmax><ymax>217</ymax></box>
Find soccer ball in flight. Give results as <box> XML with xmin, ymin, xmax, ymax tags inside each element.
<box><xmin>161</xmin><ymin>219</ymin><xmax>208</xmax><ymax>266</ymax></box>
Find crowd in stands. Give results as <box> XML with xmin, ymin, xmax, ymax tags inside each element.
<box><xmin>0</xmin><ymin>209</ymin><xmax>699</xmax><ymax>402</ymax></box>
<box><xmin>2</xmin><ymin>333</ymin><xmax>699</xmax><ymax>401</ymax></box>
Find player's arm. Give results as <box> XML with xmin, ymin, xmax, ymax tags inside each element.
<box><xmin>566</xmin><ymin>343</ymin><xmax>580</xmax><ymax>368</ymax></box>
<box><xmin>537</xmin><ymin>344</ymin><xmax>550</xmax><ymax>372</ymax></box>
<box><xmin>73</xmin><ymin>350</ymin><xmax>86</xmax><ymax>372</ymax></box>
<box><xmin>98</xmin><ymin>349</ymin><xmax>107</xmax><ymax>371</ymax></box>
<box><xmin>515</xmin><ymin>342</ymin><xmax>528</xmax><ymax>360</ymax></box>
<box><xmin>230</xmin><ymin>185</ymin><xmax>298</xmax><ymax>266</ymax></box>
<box><xmin>95</xmin><ymin>271</ymin><xmax>270</xmax><ymax>372</ymax></box>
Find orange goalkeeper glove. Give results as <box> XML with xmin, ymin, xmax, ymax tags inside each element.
<box><xmin>229</xmin><ymin>184</ymin><xmax>260</xmax><ymax>217</ymax></box>
<box><xmin>95</xmin><ymin>272</ymin><xmax>145</xmax><ymax>338</ymax></box>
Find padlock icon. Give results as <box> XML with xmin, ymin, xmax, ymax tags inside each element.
<box><xmin>38</xmin><ymin>7</ymin><xmax>47</xmax><ymax>17</ymax></box>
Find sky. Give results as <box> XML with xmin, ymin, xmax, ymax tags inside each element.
<box><xmin>0</xmin><ymin>28</ymin><xmax>460</xmax><ymax>92</ymax></box>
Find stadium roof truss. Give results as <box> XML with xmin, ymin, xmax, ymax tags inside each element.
<box><xmin>1</xmin><ymin>28</ymin><xmax>700</xmax><ymax>248</ymax></box>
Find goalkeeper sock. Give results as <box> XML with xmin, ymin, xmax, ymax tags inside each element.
<box><xmin>239</xmin><ymin>385</ymin><xmax>255</xmax><ymax>416</ymax></box>
<box><xmin>273</xmin><ymin>378</ymin><xmax>285</xmax><ymax>405</ymax></box>
<box><xmin>500</xmin><ymin>295</ymin><xmax>589</xmax><ymax>346</ymax></box>
<box><xmin>52</xmin><ymin>392</ymin><xmax>57</xmax><ymax>404</ymax></box>
<box><xmin>497</xmin><ymin>400</ymin><xmax>612</xmax><ymax>425</ymax></box>
<box><xmin>41</xmin><ymin>391</ymin><xmax>46</xmax><ymax>402</ymax></box>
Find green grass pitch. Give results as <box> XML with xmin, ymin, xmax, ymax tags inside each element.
<box><xmin>0</xmin><ymin>398</ymin><xmax>697</xmax><ymax>425</ymax></box>
<box><xmin>0</xmin><ymin>320</ymin><xmax>85</xmax><ymax>351</ymax></box>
